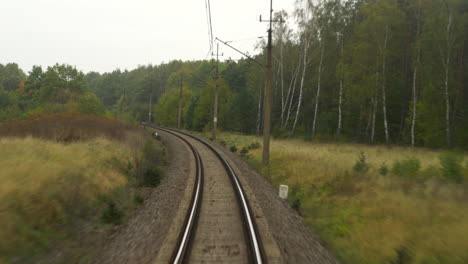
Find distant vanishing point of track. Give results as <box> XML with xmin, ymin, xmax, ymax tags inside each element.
<box><xmin>148</xmin><ymin>126</ymin><xmax>265</xmax><ymax>264</ymax></box>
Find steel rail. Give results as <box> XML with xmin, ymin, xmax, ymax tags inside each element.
<box><xmin>153</xmin><ymin>127</ymin><xmax>204</xmax><ymax>264</ymax></box>
<box><xmin>154</xmin><ymin>125</ymin><xmax>265</xmax><ymax>264</ymax></box>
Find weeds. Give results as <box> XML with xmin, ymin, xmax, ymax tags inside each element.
<box><xmin>230</xmin><ymin>145</ymin><xmax>237</xmax><ymax>153</ymax></box>
<box><xmin>240</xmin><ymin>147</ymin><xmax>249</xmax><ymax>158</ymax></box>
<box><xmin>379</xmin><ymin>162</ymin><xmax>389</xmax><ymax>176</ymax></box>
<box><xmin>247</xmin><ymin>142</ymin><xmax>261</xmax><ymax>150</ymax></box>
<box><xmin>142</xmin><ymin>168</ymin><xmax>163</xmax><ymax>187</ymax></box>
<box><xmin>353</xmin><ymin>152</ymin><xmax>369</xmax><ymax>174</ymax></box>
<box><xmin>391</xmin><ymin>157</ymin><xmax>421</xmax><ymax>177</ymax></box>
<box><xmin>134</xmin><ymin>194</ymin><xmax>144</xmax><ymax>205</ymax></box>
<box><xmin>439</xmin><ymin>152</ymin><xmax>464</xmax><ymax>183</ymax></box>
<box><xmin>100</xmin><ymin>200</ymin><xmax>123</xmax><ymax>225</ymax></box>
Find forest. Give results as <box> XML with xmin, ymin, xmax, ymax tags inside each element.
<box><xmin>1</xmin><ymin>0</ymin><xmax>467</xmax><ymax>149</ymax></box>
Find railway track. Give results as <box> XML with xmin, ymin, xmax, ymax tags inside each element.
<box><xmin>149</xmin><ymin>125</ymin><xmax>265</xmax><ymax>264</ymax></box>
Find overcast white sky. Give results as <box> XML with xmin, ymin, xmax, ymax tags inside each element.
<box><xmin>0</xmin><ymin>0</ymin><xmax>295</xmax><ymax>73</ymax></box>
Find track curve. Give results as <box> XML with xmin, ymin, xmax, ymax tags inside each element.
<box><xmin>150</xmin><ymin>126</ymin><xmax>265</xmax><ymax>264</ymax></box>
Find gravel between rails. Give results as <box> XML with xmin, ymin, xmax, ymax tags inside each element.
<box><xmin>89</xmin><ymin>130</ymin><xmax>192</xmax><ymax>264</ymax></box>
<box><xmin>207</xmin><ymin>139</ymin><xmax>341</xmax><ymax>264</ymax></box>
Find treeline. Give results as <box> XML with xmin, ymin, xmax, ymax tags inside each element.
<box><xmin>123</xmin><ymin>0</ymin><xmax>464</xmax><ymax>149</ymax></box>
<box><xmin>0</xmin><ymin>63</ymin><xmax>104</xmax><ymax>120</ymax></box>
<box><xmin>266</xmin><ymin>0</ymin><xmax>468</xmax><ymax>149</ymax></box>
<box><xmin>1</xmin><ymin>0</ymin><xmax>466</xmax><ymax>149</ymax></box>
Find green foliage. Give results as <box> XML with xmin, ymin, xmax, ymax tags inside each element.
<box><xmin>134</xmin><ymin>194</ymin><xmax>144</xmax><ymax>205</ymax></box>
<box><xmin>142</xmin><ymin>167</ymin><xmax>163</xmax><ymax>187</ymax></box>
<box><xmin>390</xmin><ymin>246</ymin><xmax>413</xmax><ymax>264</ymax></box>
<box><xmin>240</xmin><ymin>147</ymin><xmax>249</xmax><ymax>158</ymax></box>
<box><xmin>100</xmin><ymin>200</ymin><xmax>123</xmax><ymax>225</ymax></box>
<box><xmin>391</xmin><ymin>157</ymin><xmax>421</xmax><ymax>177</ymax></box>
<box><xmin>154</xmin><ymin>87</ymin><xmax>192</xmax><ymax>127</ymax></box>
<box><xmin>353</xmin><ymin>152</ymin><xmax>369</xmax><ymax>174</ymax></box>
<box><xmin>247</xmin><ymin>142</ymin><xmax>261</xmax><ymax>150</ymax></box>
<box><xmin>378</xmin><ymin>162</ymin><xmax>389</xmax><ymax>176</ymax></box>
<box><xmin>230</xmin><ymin>145</ymin><xmax>237</xmax><ymax>153</ymax></box>
<box><xmin>439</xmin><ymin>152</ymin><xmax>464</xmax><ymax>183</ymax></box>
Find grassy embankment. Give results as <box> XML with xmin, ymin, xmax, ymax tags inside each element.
<box><xmin>0</xmin><ymin>114</ymin><xmax>165</xmax><ymax>264</ymax></box>
<box><xmin>214</xmin><ymin>132</ymin><xmax>468</xmax><ymax>264</ymax></box>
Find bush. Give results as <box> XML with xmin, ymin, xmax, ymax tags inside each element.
<box><xmin>248</xmin><ymin>142</ymin><xmax>261</xmax><ymax>150</ymax></box>
<box><xmin>240</xmin><ymin>147</ymin><xmax>250</xmax><ymax>158</ymax></box>
<box><xmin>134</xmin><ymin>194</ymin><xmax>144</xmax><ymax>205</ymax></box>
<box><xmin>230</xmin><ymin>145</ymin><xmax>237</xmax><ymax>153</ymax></box>
<box><xmin>219</xmin><ymin>140</ymin><xmax>227</xmax><ymax>147</ymax></box>
<box><xmin>391</xmin><ymin>157</ymin><xmax>421</xmax><ymax>177</ymax></box>
<box><xmin>439</xmin><ymin>152</ymin><xmax>464</xmax><ymax>183</ymax></box>
<box><xmin>353</xmin><ymin>152</ymin><xmax>369</xmax><ymax>174</ymax></box>
<box><xmin>142</xmin><ymin>167</ymin><xmax>163</xmax><ymax>187</ymax></box>
<box><xmin>101</xmin><ymin>200</ymin><xmax>123</xmax><ymax>225</ymax></box>
<box><xmin>378</xmin><ymin>163</ymin><xmax>389</xmax><ymax>176</ymax></box>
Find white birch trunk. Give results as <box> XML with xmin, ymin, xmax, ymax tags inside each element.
<box><xmin>381</xmin><ymin>25</ymin><xmax>390</xmax><ymax>144</ymax></box>
<box><xmin>291</xmin><ymin>36</ymin><xmax>310</xmax><ymax>136</ymax></box>
<box><xmin>336</xmin><ymin>35</ymin><xmax>344</xmax><ymax>138</ymax></box>
<box><xmin>285</xmin><ymin>66</ymin><xmax>300</xmax><ymax>128</ymax></box>
<box><xmin>444</xmin><ymin>12</ymin><xmax>452</xmax><ymax>148</ymax></box>
<box><xmin>311</xmin><ymin>42</ymin><xmax>324</xmax><ymax>138</ymax></box>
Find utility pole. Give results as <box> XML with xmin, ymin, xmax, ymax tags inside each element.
<box><xmin>212</xmin><ymin>43</ymin><xmax>223</xmax><ymax>140</ymax></box>
<box><xmin>178</xmin><ymin>73</ymin><xmax>183</xmax><ymax>129</ymax></box>
<box><xmin>260</xmin><ymin>0</ymin><xmax>279</xmax><ymax>166</ymax></box>
<box><xmin>216</xmin><ymin>0</ymin><xmax>282</xmax><ymax>166</ymax></box>
<box><xmin>148</xmin><ymin>76</ymin><xmax>153</xmax><ymax>124</ymax></box>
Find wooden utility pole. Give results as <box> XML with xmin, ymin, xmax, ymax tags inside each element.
<box><xmin>216</xmin><ymin>0</ymin><xmax>282</xmax><ymax>166</ymax></box>
<box><xmin>178</xmin><ymin>74</ymin><xmax>183</xmax><ymax>129</ymax></box>
<box><xmin>212</xmin><ymin>43</ymin><xmax>222</xmax><ymax>140</ymax></box>
<box><xmin>148</xmin><ymin>76</ymin><xmax>153</xmax><ymax>124</ymax></box>
<box><xmin>261</xmin><ymin>0</ymin><xmax>274</xmax><ymax>166</ymax></box>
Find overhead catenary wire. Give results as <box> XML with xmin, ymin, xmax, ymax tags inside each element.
<box><xmin>204</xmin><ymin>0</ymin><xmax>214</xmax><ymax>54</ymax></box>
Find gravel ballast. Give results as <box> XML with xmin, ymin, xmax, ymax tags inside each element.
<box><xmin>209</xmin><ymin>140</ymin><xmax>340</xmax><ymax>264</ymax></box>
<box><xmin>89</xmin><ymin>130</ymin><xmax>192</xmax><ymax>264</ymax></box>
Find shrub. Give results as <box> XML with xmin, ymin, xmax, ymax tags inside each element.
<box><xmin>134</xmin><ymin>194</ymin><xmax>144</xmax><ymax>205</ymax></box>
<box><xmin>142</xmin><ymin>167</ymin><xmax>163</xmax><ymax>187</ymax></box>
<box><xmin>230</xmin><ymin>145</ymin><xmax>237</xmax><ymax>153</ymax></box>
<box><xmin>439</xmin><ymin>152</ymin><xmax>464</xmax><ymax>183</ymax></box>
<box><xmin>219</xmin><ymin>140</ymin><xmax>227</xmax><ymax>147</ymax></box>
<box><xmin>101</xmin><ymin>200</ymin><xmax>123</xmax><ymax>225</ymax></box>
<box><xmin>391</xmin><ymin>157</ymin><xmax>421</xmax><ymax>177</ymax></box>
<box><xmin>353</xmin><ymin>152</ymin><xmax>369</xmax><ymax>174</ymax></box>
<box><xmin>390</xmin><ymin>246</ymin><xmax>413</xmax><ymax>264</ymax></box>
<box><xmin>240</xmin><ymin>147</ymin><xmax>249</xmax><ymax>157</ymax></box>
<box><xmin>248</xmin><ymin>142</ymin><xmax>261</xmax><ymax>150</ymax></box>
<box><xmin>378</xmin><ymin>163</ymin><xmax>389</xmax><ymax>176</ymax></box>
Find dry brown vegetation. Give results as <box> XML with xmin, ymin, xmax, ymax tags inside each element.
<box><xmin>0</xmin><ymin>114</ymin><xmax>165</xmax><ymax>263</ymax></box>
<box><xmin>0</xmin><ymin>114</ymin><xmax>139</xmax><ymax>143</ymax></box>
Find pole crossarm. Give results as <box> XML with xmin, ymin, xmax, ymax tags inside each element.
<box><xmin>215</xmin><ymin>37</ymin><xmax>264</xmax><ymax>67</ymax></box>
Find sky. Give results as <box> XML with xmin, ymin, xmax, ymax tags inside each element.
<box><xmin>0</xmin><ymin>0</ymin><xmax>296</xmax><ymax>73</ymax></box>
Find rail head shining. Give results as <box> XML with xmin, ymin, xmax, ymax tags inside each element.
<box><xmin>156</xmin><ymin>126</ymin><xmax>265</xmax><ymax>264</ymax></box>
<box><xmin>153</xmin><ymin>126</ymin><xmax>203</xmax><ymax>264</ymax></box>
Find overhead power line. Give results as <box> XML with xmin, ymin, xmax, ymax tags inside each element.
<box><xmin>204</xmin><ymin>0</ymin><xmax>214</xmax><ymax>54</ymax></box>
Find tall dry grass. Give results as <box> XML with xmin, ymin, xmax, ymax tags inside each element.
<box><xmin>216</xmin><ymin>133</ymin><xmax>468</xmax><ymax>264</ymax></box>
<box><xmin>0</xmin><ymin>115</ymin><xmax>164</xmax><ymax>262</ymax></box>
<box><xmin>0</xmin><ymin>137</ymin><xmax>132</xmax><ymax>258</ymax></box>
<box><xmin>0</xmin><ymin>113</ymin><xmax>138</xmax><ymax>143</ymax></box>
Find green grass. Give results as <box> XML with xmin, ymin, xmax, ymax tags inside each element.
<box><xmin>212</xmin><ymin>132</ymin><xmax>468</xmax><ymax>264</ymax></box>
